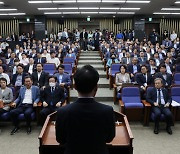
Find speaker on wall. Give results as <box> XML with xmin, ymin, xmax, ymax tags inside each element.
<box><xmin>58</xmin><ymin>19</ymin><xmax>64</xmax><ymax>25</ymax></box>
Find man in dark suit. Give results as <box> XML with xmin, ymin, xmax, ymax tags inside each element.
<box><xmin>11</xmin><ymin>64</ymin><xmax>27</xmax><ymax>98</ymax></box>
<box><xmin>80</xmin><ymin>28</ymin><xmax>88</xmax><ymax>51</ymax></box>
<box><xmin>31</xmin><ymin>63</ymin><xmax>49</xmax><ymax>88</ymax></box>
<box><xmin>154</xmin><ymin>64</ymin><xmax>172</xmax><ymax>88</ymax></box>
<box><xmin>40</xmin><ymin>76</ymin><xmax>65</xmax><ymax>125</ymax></box>
<box><xmin>10</xmin><ymin>76</ymin><xmax>40</xmax><ymax>135</ymax></box>
<box><xmin>34</xmin><ymin>52</ymin><xmax>46</xmax><ymax>64</ymax></box>
<box><xmin>93</xmin><ymin>29</ymin><xmax>100</xmax><ymax>51</ymax></box>
<box><xmin>146</xmin><ymin>78</ymin><xmax>173</xmax><ymax>134</ymax></box>
<box><xmin>136</xmin><ymin>65</ymin><xmax>153</xmax><ymax>98</ymax></box>
<box><xmin>128</xmin><ymin>57</ymin><xmax>141</xmax><ymax>80</ymax></box>
<box><xmin>56</xmin><ymin>65</ymin><xmax>115</xmax><ymax>154</ymax></box>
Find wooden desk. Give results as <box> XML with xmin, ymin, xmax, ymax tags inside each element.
<box><xmin>39</xmin><ymin>111</ymin><xmax>134</xmax><ymax>154</ymax></box>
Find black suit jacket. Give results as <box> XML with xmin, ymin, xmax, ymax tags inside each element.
<box><xmin>136</xmin><ymin>73</ymin><xmax>153</xmax><ymax>86</ymax></box>
<box><xmin>56</xmin><ymin>98</ymin><xmax>115</xmax><ymax>154</ymax></box>
<box><xmin>154</xmin><ymin>72</ymin><xmax>172</xmax><ymax>87</ymax></box>
<box><xmin>11</xmin><ymin>73</ymin><xmax>27</xmax><ymax>86</ymax></box>
<box><xmin>41</xmin><ymin>85</ymin><xmax>65</xmax><ymax>106</ymax></box>
<box><xmin>34</xmin><ymin>57</ymin><xmax>46</xmax><ymax>64</ymax></box>
<box><xmin>24</xmin><ymin>64</ymin><xmax>36</xmax><ymax>74</ymax></box>
<box><xmin>146</xmin><ymin>87</ymin><xmax>171</xmax><ymax>106</ymax></box>
<box><xmin>31</xmin><ymin>71</ymin><xmax>49</xmax><ymax>87</ymax></box>
<box><xmin>128</xmin><ymin>64</ymin><xmax>141</xmax><ymax>74</ymax></box>
<box><xmin>80</xmin><ymin>32</ymin><xmax>88</xmax><ymax>40</ymax></box>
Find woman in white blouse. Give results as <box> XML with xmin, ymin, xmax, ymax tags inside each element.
<box><xmin>115</xmin><ymin>65</ymin><xmax>131</xmax><ymax>92</ymax></box>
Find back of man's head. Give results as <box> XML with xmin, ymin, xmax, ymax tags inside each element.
<box><xmin>74</xmin><ymin>65</ymin><xmax>99</xmax><ymax>94</ymax></box>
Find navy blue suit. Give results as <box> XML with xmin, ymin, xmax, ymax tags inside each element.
<box><xmin>10</xmin><ymin>86</ymin><xmax>40</xmax><ymax>127</ymax></box>
<box><xmin>154</xmin><ymin>72</ymin><xmax>172</xmax><ymax>88</ymax></box>
<box><xmin>56</xmin><ymin>98</ymin><xmax>115</xmax><ymax>154</ymax></box>
<box><xmin>146</xmin><ymin>87</ymin><xmax>173</xmax><ymax>127</ymax></box>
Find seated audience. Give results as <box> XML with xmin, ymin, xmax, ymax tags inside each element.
<box><xmin>0</xmin><ymin>65</ymin><xmax>10</xmax><ymax>85</ymax></box>
<box><xmin>115</xmin><ymin>65</ymin><xmax>131</xmax><ymax>92</ymax></box>
<box><xmin>10</xmin><ymin>76</ymin><xmax>40</xmax><ymax>135</ymax></box>
<box><xmin>146</xmin><ymin>78</ymin><xmax>173</xmax><ymax>135</ymax></box>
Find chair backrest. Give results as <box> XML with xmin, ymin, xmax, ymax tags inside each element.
<box><xmin>110</xmin><ymin>64</ymin><xmax>121</xmax><ymax>76</ymax></box>
<box><xmin>175</xmin><ymin>64</ymin><xmax>180</xmax><ymax>73</ymax></box>
<box><xmin>63</xmin><ymin>57</ymin><xmax>75</xmax><ymax>64</ymax></box>
<box><xmin>171</xmin><ymin>86</ymin><xmax>180</xmax><ymax>102</ymax></box>
<box><xmin>146</xmin><ymin>86</ymin><xmax>154</xmax><ymax>95</ymax></box>
<box><xmin>43</xmin><ymin>63</ymin><xmax>56</xmax><ymax>70</ymax></box>
<box><xmin>63</xmin><ymin>63</ymin><xmax>72</xmax><ymax>75</ymax></box>
<box><xmin>174</xmin><ymin>73</ymin><xmax>180</xmax><ymax>85</ymax></box>
<box><xmin>121</xmin><ymin>87</ymin><xmax>141</xmax><ymax>103</ymax></box>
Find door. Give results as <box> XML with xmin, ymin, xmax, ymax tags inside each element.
<box><xmin>19</xmin><ymin>23</ymin><xmax>35</xmax><ymax>35</ymax></box>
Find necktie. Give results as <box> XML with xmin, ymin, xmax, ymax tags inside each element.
<box><xmin>158</xmin><ymin>89</ymin><xmax>161</xmax><ymax>106</ymax></box>
<box><xmin>51</xmin><ymin>87</ymin><xmax>54</xmax><ymax>93</ymax></box>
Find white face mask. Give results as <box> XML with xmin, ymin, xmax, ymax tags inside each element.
<box><xmin>49</xmin><ymin>82</ymin><xmax>55</xmax><ymax>87</ymax></box>
<box><xmin>15</xmin><ymin>62</ymin><xmax>19</xmax><ymax>65</ymax></box>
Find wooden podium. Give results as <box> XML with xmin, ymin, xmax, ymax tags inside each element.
<box><xmin>39</xmin><ymin>111</ymin><xmax>134</xmax><ymax>154</ymax></box>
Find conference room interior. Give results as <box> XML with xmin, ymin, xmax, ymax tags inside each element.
<box><xmin>0</xmin><ymin>0</ymin><xmax>180</xmax><ymax>154</ymax></box>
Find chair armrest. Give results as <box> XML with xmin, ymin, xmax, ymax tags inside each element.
<box><xmin>141</xmin><ymin>100</ymin><xmax>151</xmax><ymax>107</ymax></box>
<box><xmin>119</xmin><ymin>100</ymin><xmax>124</xmax><ymax>113</ymax></box>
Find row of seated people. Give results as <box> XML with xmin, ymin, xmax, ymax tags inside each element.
<box><xmin>0</xmin><ymin>63</ymin><xmax>71</xmax><ymax>134</ymax></box>
<box><xmin>0</xmin><ymin>72</ymin><xmax>71</xmax><ymax>135</ymax></box>
<box><xmin>115</xmin><ymin>77</ymin><xmax>177</xmax><ymax>135</ymax></box>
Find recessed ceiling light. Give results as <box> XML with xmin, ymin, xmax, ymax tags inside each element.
<box><xmin>120</xmin><ymin>8</ymin><xmax>140</xmax><ymax>10</ymax></box>
<box><xmin>100</xmin><ymin>7</ymin><xmax>119</xmax><ymax>10</ymax></box>
<box><xmin>102</xmin><ymin>0</ymin><xmax>125</xmax><ymax>2</ymax></box>
<box><xmin>175</xmin><ymin>1</ymin><xmax>180</xmax><ymax>4</ymax></box>
<box><xmin>28</xmin><ymin>1</ymin><xmax>52</xmax><ymax>3</ymax></box>
<box><xmin>99</xmin><ymin>12</ymin><xmax>117</xmax><ymax>14</ymax></box>
<box><xmin>81</xmin><ymin>12</ymin><xmax>98</xmax><ymax>14</ymax></box>
<box><xmin>53</xmin><ymin>0</ymin><xmax>76</xmax><ymax>3</ymax></box>
<box><xmin>0</xmin><ymin>9</ymin><xmax>17</xmax><ymax>11</ymax></box>
<box><xmin>0</xmin><ymin>2</ymin><xmax>4</xmax><ymax>4</ymax></box>
<box><xmin>38</xmin><ymin>8</ymin><xmax>58</xmax><ymax>10</ymax></box>
<box><xmin>117</xmin><ymin>12</ymin><xmax>135</xmax><ymax>14</ymax></box>
<box><xmin>153</xmin><ymin>12</ymin><xmax>180</xmax><ymax>15</ymax></box>
<box><xmin>44</xmin><ymin>12</ymin><xmax>62</xmax><ymax>14</ymax></box>
<box><xmin>8</xmin><ymin>13</ymin><xmax>26</xmax><ymax>15</ymax></box>
<box><xmin>126</xmin><ymin>1</ymin><xmax>150</xmax><ymax>3</ymax></box>
<box><xmin>78</xmin><ymin>0</ymin><xmax>101</xmax><ymax>2</ymax></box>
<box><xmin>79</xmin><ymin>7</ymin><xmax>99</xmax><ymax>9</ymax></box>
<box><xmin>63</xmin><ymin>12</ymin><xmax>80</xmax><ymax>14</ymax></box>
<box><xmin>59</xmin><ymin>7</ymin><xmax>78</xmax><ymax>10</ymax></box>
<box><xmin>161</xmin><ymin>8</ymin><xmax>180</xmax><ymax>10</ymax></box>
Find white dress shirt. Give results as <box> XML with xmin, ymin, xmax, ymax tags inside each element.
<box><xmin>22</xmin><ymin>88</ymin><xmax>33</xmax><ymax>104</ymax></box>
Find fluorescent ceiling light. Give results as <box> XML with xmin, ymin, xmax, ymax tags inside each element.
<box><xmin>99</xmin><ymin>12</ymin><xmax>116</xmax><ymax>14</ymax></box>
<box><xmin>79</xmin><ymin>7</ymin><xmax>99</xmax><ymax>9</ymax></box>
<box><xmin>58</xmin><ymin>7</ymin><xmax>78</xmax><ymax>10</ymax></box>
<box><xmin>153</xmin><ymin>12</ymin><xmax>180</xmax><ymax>15</ymax></box>
<box><xmin>120</xmin><ymin>8</ymin><xmax>140</xmax><ymax>10</ymax></box>
<box><xmin>175</xmin><ymin>1</ymin><xmax>180</xmax><ymax>3</ymax></box>
<box><xmin>161</xmin><ymin>8</ymin><xmax>180</xmax><ymax>10</ymax></box>
<box><xmin>126</xmin><ymin>1</ymin><xmax>150</xmax><ymax>3</ymax></box>
<box><xmin>0</xmin><ymin>2</ymin><xmax>4</xmax><ymax>4</ymax></box>
<box><xmin>102</xmin><ymin>0</ymin><xmax>125</xmax><ymax>2</ymax></box>
<box><xmin>38</xmin><ymin>8</ymin><xmax>58</xmax><ymax>10</ymax></box>
<box><xmin>63</xmin><ymin>12</ymin><xmax>80</xmax><ymax>14</ymax></box>
<box><xmin>53</xmin><ymin>0</ymin><xmax>76</xmax><ymax>3</ymax></box>
<box><xmin>78</xmin><ymin>0</ymin><xmax>101</xmax><ymax>2</ymax></box>
<box><xmin>0</xmin><ymin>14</ymin><xmax>8</xmax><ymax>15</ymax></box>
<box><xmin>28</xmin><ymin>1</ymin><xmax>52</xmax><ymax>3</ymax></box>
<box><xmin>8</xmin><ymin>13</ymin><xmax>26</xmax><ymax>15</ymax></box>
<box><xmin>81</xmin><ymin>12</ymin><xmax>98</xmax><ymax>14</ymax></box>
<box><xmin>100</xmin><ymin>7</ymin><xmax>119</xmax><ymax>10</ymax></box>
<box><xmin>0</xmin><ymin>9</ymin><xmax>17</xmax><ymax>11</ymax></box>
<box><xmin>117</xmin><ymin>12</ymin><xmax>135</xmax><ymax>14</ymax></box>
<box><xmin>44</xmin><ymin>12</ymin><xmax>62</xmax><ymax>14</ymax></box>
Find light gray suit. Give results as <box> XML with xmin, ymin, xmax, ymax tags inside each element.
<box><xmin>115</xmin><ymin>73</ymin><xmax>131</xmax><ymax>91</ymax></box>
<box><xmin>0</xmin><ymin>87</ymin><xmax>13</xmax><ymax>111</ymax></box>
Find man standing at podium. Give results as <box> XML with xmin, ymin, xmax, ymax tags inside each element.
<box><xmin>56</xmin><ymin>65</ymin><xmax>115</xmax><ymax>154</ymax></box>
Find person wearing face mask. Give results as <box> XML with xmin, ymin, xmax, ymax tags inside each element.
<box><xmin>40</xmin><ymin>76</ymin><xmax>65</xmax><ymax>125</ymax></box>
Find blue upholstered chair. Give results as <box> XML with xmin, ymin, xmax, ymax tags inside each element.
<box><xmin>63</xmin><ymin>57</ymin><xmax>76</xmax><ymax>73</ymax></box>
<box><xmin>175</xmin><ymin>64</ymin><xmax>180</xmax><ymax>73</ymax></box>
<box><xmin>43</xmin><ymin>63</ymin><xmax>56</xmax><ymax>75</ymax></box>
<box><xmin>119</xmin><ymin>86</ymin><xmax>148</xmax><ymax>124</ymax></box>
<box><xmin>109</xmin><ymin>64</ymin><xmax>121</xmax><ymax>89</ymax></box>
<box><xmin>171</xmin><ymin>86</ymin><xmax>180</xmax><ymax>121</ymax></box>
<box><xmin>63</xmin><ymin>63</ymin><xmax>73</xmax><ymax>76</ymax></box>
<box><xmin>173</xmin><ymin>73</ymin><xmax>180</xmax><ymax>85</ymax></box>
